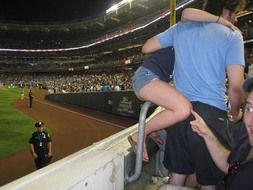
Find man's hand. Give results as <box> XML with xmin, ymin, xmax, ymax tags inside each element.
<box><xmin>229</xmin><ymin>108</ymin><xmax>243</xmax><ymax>123</ymax></box>
<box><xmin>190</xmin><ymin>111</ymin><xmax>212</xmax><ymax>138</ymax></box>
<box><xmin>32</xmin><ymin>152</ymin><xmax>38</xmax><ymax>159</ymax></box>
<box><xmin>48</xmin><ymin>152</ymin><xmax>52</xmax><ymax>157</ymax></box>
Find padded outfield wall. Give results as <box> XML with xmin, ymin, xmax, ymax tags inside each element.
<box><xmin>46</xmin><ymin>91</ymin><xmax>156</xmax><ymax>119</ymax></box>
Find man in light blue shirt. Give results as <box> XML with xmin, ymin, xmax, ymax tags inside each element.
<box><xmin>157</xmin><ymin>20</ymin><xmax>244</xmax><ymax>111</ymax></box>
<box><xmin>142</xmin><ymin>0</ymin><xmax>245</xmax><ymax>189</ymax></box>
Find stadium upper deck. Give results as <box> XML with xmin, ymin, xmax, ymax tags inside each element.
<box><xmin>0</xmin><ymin>0</ymin><xmax>252</xmax><ymax>74</ymax></box>
<box><xmin>0</xmin><ymin>0</ymin><xmax>188</xmax><ymax>49</ymax></box>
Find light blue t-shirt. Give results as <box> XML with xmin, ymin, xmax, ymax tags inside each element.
<box><xmin>157</xmin><ymin>21</ymin><xmax>245</xmax><ymax>111</ymax></box>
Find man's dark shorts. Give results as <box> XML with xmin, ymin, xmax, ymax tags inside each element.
<box><xmin>163</xmin><ymin>102</ymin><xmax>233</xmax><ymax>185</ymax></box>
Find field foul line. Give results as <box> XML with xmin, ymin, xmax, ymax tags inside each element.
<box><xmin>34</xmin><ymin>99</ymin><xmax>127</xmax><ymax>129</ymax></box>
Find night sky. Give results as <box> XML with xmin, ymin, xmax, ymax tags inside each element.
<box><xmin>0</xmin><ymin>0</ymin><xmax>121</xmax><ymax>22</ymax></box>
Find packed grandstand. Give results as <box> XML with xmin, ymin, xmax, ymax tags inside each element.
<box><xmin>0</xmin><ymin>0</ymin><xmax>253</xmax><ymax>189</ymax></box>
<box><xmin>0</xmin><ymin>0</ymin><xmax>252</xmax><ymax>94</ymax></box>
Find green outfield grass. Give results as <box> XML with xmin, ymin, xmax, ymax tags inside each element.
<box><xmin>0</xmin><ymin>87</ymin><xmax>35</xmax><ymax>158</ymax></box>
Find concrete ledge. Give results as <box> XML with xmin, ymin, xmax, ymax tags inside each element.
<box><xmin>1</xmin><ymin>151</ymin><xmax>124</xmax><ymax>190</ymax></box>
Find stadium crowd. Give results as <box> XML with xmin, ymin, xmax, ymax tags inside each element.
<box><xmin>0</xmin><ymin>71</ymin><xmax>133</xmax><ymax>93</ymax></box>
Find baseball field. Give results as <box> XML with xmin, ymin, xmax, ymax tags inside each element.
<box><xmin>0</xmin><ymin>87</ymin><xmax>137</xmax><ymax>186</ymax></box>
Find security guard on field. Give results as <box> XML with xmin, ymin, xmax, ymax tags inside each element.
<box><xmin>29</xmin><ymin>121</ymin><xmax>52</xmax><ymax>169</ymax></box>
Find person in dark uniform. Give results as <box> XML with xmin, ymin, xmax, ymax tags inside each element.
<box><xmin>29</xmin><ymin>121</ymin><xmax>52</xmax><ymax>169</ymax></box>
<box><xmin>28</xmin><ymin>89</ymin><xmax>34</xmax><ymax>108</ymax></box>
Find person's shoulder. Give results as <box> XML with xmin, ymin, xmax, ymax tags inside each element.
<box><xmin>43</xmin><ymin>131</ymin><xmax>51</xmax><ymax>137</ymax></box>
<box><xmin>42</xmin><ymin>131</ymin><xmax>48</xmax><ymax>135</ymax></box>
<box><xmin>176</xmin><ymin>21</ymin><xmax>205</xmax><ymax>32</ymax></box>
<box><xmin>178</xmin><ymin>21</ymin><xmax>204</xmax><ymax>27</ymax></box>
<box><xmin>32</xmin><ymin>131</ymin><xmax>37</xmax><ymax>135</ymax></box>
<box><xmin>230</xmin><ymin>132</ymin><xmax>249</xmax><ymax>159</ymax></box>
<box><xmin>220</xmin><ymin>25</ymin><xmax>243</xmax><ymax>39</ymax></box>
<box><xmin>209</xmin><ymin>24</ymin><xmax>243</xmax><ymax>44</ymax></box>
<box><xmin>229</xmin><ymin>158</ymin><xmax>253</xmax><ymax>190</ymax></box>
<box><xmin>224</xmin><ymin>26</ymin><xmax>243</xmax><ymax>38</ymax></box>
<box><xmin>30</xmin><ymin>132</ymin><xmax>37</xmax><ymax>138</ymax></box>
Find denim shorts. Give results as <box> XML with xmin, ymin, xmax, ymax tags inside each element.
<box><xmin>132</xmin><ymin>66</ymin><xmax>159</xmax><ymax>96</ymax></box>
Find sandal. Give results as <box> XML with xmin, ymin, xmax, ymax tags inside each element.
<box><xmin>149</xmin><ymin>131</ymin><xmax>164</xmax><ymax>145</ymax></box>
<box><xmin>128</xmin><ymin>135</ymin><xmax>149</xmax><ymax>162</ymax></box>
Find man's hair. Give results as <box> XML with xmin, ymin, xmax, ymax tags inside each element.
<box><xmin>203</xmin><ymin>0</ymin><xmax>246</xmax><ymax>15</ymax></box>
<box><xmin>246</xmin><ymin>85</ymin><xmax>253</xmax><ymax>95</ymax></box>
<box><xmin>245</xmin><ymin>83</ymin><xmax>253</xmax><ymax>93</ymax></box>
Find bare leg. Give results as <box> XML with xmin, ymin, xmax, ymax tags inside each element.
<box><xmin>130</xmin><ymin>80</ymin><xmax>192</xmax><ymax>160</ymax></box>
<box><xmin>185</xmin><ymin>173</ymin><xmax>198</xmax><ymax>188</ymax></box>
<box><xmin>201</xmin><ymin>185</ymin><xmax>215</xmax><ymax>190</ymax></box>
<box><xmin>169</xmin><ymin>173</ymin><xmax>187</xmax><ymax>186</ymax></box>
<box><xmin>139</xmin><ymin>80</ymin><xmax>191</xmax><ymax>135</ymax></box>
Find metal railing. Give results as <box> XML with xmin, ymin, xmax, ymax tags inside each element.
<box><xmin>125</xmin><ymin>101</ymin><xmax>152</xmax><ymax>183</ymax></box>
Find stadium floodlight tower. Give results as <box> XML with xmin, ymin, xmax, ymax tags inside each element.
<box><xmin>106</xmin><ymin>0</ymin><xmax>134</xmax><ymax>15</ymax></box>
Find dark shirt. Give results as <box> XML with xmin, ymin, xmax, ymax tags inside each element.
<box><xmin>29</xmin><ymin>92</ymin><xmax>33</xmax><ymax>99</ymax></box>
<box><xmin>29</xmin><ymin>131</ymin><xmax>51</xmax><ymax>155</ymax></box>
<box><xmin>228</xmin><ymin>134</ymin><xmax>251</xmax><ymax>164</ymax></box>
<box><xmin>142</xmin><ymin>47</ymin><xmax>175</xmax><ymax>83</ymax></box>
<box><xmin>219</xmin><ymin>134</ymin><xmax>253</xmax><ymax>190</ymax></box>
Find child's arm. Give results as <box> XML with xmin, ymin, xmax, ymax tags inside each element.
<box><xmin>181</xmin><ymin>8</ymin><xmax>237</xmax><ymax>31</ymax></box>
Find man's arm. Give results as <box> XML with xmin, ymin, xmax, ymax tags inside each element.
<box><xmin>181</xmin><ymin>8</ymin><xmax>237</xmax><ymax>30</ymax></box>
<box><xmin>142</xmin><ymin>8</ymin><xmax>239</xmax><ymax>55</ymax></box>
<box><xmin>227</xmin><ymin>65</ymin><xmax>244</xmax><ymax>122</ymax></box>
<box><xmin>48</xmin><ymin>142</ymin><xmax>52</xmax><ymax>157</ymax></box>
<box><xmin>190</xmin><ymin>111</ymin><xmax>230</xmax><ymax>173</ymax></box>
<box><xmin>142</xmin><ymin>36</ymin><xmax>163</xmax><ymax>54</ymax></box>
<box><xmin>30</xmin><ymin>144</ymin><xmax>38</xmax><ymax>159</ymax></box>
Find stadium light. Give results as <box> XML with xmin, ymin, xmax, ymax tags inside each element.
<box><xmin>106</xmin><ymin>0</ymin><xmax>134</xmax><ymax>14</ymax></box>
<box><xmin>106</xmin><ymin>4</ymin><xmax>118</xmax><ymax>14</ymax></box>
<box><xmin>0</xmin><ymin>0</ymin><xmax>199</xmax><ymax>52</ymax></box>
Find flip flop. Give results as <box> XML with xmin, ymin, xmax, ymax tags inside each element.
<box><xmin>128</xmin><ymin>135</ymin><xmax>137</xmax><ymax>154</ymax></box>
<box><xmin>128</xmin><ymin>135</ymin><xmax>149</xmax><ymax>162</ymax></box>
<box><xmin>149</xmin><ymin>131</ymin><xmax>164</xmax><ymax>145</ymax></box>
